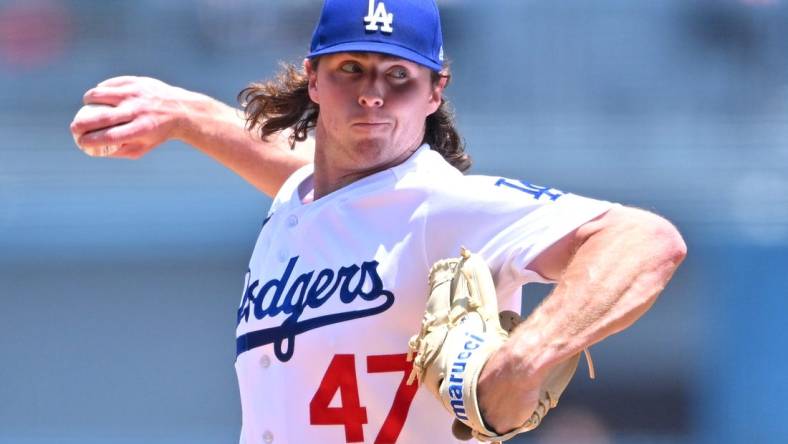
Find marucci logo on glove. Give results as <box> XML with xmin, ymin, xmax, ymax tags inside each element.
<box><xmin>447</xmin><ymin>332</ymin><xmax>485</xmax><ymax>421</ymax></box>
<box><xmin>236</xmin><ymin>256</ymin><xmax>395</xmax><ymax>362</ymax></box>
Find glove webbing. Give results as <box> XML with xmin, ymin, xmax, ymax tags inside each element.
<box><xmin>407</xmin><ymin>248</ymin><xmax>475</xmax><ymax>386</ymax></box>
<box><xmin>407</xmin><ymin>250</ymin><xmax>596</xmax><ymax>386</ymax></box>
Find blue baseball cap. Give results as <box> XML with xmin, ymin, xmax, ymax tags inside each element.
<box><xmin>308</xmin><ymin>0</ymin><xmax>444</xmax><ymax>72</ymax></box>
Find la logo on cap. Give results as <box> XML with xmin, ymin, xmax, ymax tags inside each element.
<box><xmin>364</xmin><ymin>0</ymin><xmax>394</xmax><ymax>33</ymax></box>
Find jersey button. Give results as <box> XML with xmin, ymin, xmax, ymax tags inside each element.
<box><xmin>286</xmin><ymin>215</ymin><xmax>298</xmax><ymax>227</ymax></box>
<box><xmin>259</xmin><ymin>354</ymin><xmax>271</xmax><ymax>369</ymax></box>
<box><xmin>262</xmin><ymin>430</ymin><xmax>274</xmax><ymax>444</ymax></box>
<box><xmin>277</xmin><ymin>250</ymin><xmax>288</xmax><ymax>262</ymax></box>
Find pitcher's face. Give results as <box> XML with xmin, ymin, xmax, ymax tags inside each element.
<box><xmin>307</xmin><ymin>52</ymin><xmax>444</xmax><ymax>174</ymax></box>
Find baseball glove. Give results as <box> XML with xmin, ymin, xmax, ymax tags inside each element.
<box><xmin>406</xmin><ymin>247</ymin><xmax>594</xmax><ymax>442</ymax></box>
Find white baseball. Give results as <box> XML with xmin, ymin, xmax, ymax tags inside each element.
<box><xmin>72</xmin><ymin>104</ymin><xmax>122</xmax><ymax>157</ymax></box>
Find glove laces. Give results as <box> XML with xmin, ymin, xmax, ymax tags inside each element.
<box><xmin>407</xmin><ymin>250</ymin><xmax>472</xmax><ymax>386</ymax></box>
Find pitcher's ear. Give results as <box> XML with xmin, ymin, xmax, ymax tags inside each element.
<box><xmin>305</xmin><ymin>58</ymin><xmax>319</xmax><ymax>104</ymax></box>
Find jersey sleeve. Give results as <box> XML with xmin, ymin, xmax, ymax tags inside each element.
<box><xmin>421</xmin><ymin>175</ymin><xmax>615</xmax><ymax>288</ymax></box>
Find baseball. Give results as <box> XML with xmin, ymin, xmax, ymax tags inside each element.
<box><xmin>72</xmin><ymin>103</ymin><xmax>121</xmax><ymax>157</ymax></box>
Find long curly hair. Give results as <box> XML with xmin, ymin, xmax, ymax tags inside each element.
<box><xmin>237</xmin><ymin>58</ymin><xmax>471</xmax><ymax>172</ymax></box>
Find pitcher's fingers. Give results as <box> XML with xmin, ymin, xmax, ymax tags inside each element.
<box><xmin>70</xmin><ymin>106</ymin><xmax>136</xmax><ymax>138</ymax></box>
<box><xmin>95</xmin><ymin>76</ymin><xmax>142</xmax><ymax>88</ymax></box>
<box><xmin>76</xmin><ymin>120</ymin><xmax>142</xmax><ymax>149</ymax></box>
<box><xmin>110</xmin><ymin>142</ymin><xmax>148</xmax><ymax>160</ymax></box>
<box><xmin>83</xmin><ymin>86</ymin><xmax>139</xmax><ymax>107</ymax></box>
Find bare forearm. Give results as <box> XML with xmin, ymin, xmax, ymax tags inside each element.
<box><xmin>74</xmin><ymin>76</ymin><xmax>314</xmax><ymax>198</ymax></box>
<box><xmin>477</xmin><ymin>209</ymin><xmax>686</xmax><ymax>433</ymax></box>
<box><xmin>176</xmin><ymin>93</ymin><xmax>313</xmax><ymax>197</ymax></box>
<box><xmin>508</xmin><ymin>212</ymin><xmax>686</xmax><ymax>378</ymax></box>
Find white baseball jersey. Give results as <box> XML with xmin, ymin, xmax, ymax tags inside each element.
<box><xmin>235</xmin><ymin>144</ymin><xmax>614</xmax><ymax>444</ymax></box>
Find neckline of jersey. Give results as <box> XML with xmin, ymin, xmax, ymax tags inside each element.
<box><xmin>288</xmin><ymin>143</ymin><xmax>434</xmax><ymax>211</ymax></box>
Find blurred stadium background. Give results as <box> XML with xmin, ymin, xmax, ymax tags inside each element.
<box><xmin>1</xmin><ymin>0</ymin><xmax>787</xmax><ymax>443</ymax></box>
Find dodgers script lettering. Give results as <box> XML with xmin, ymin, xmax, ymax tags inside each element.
<box><xmin>236</xmin><ymin>256</ymin><xmax>395</xmax><ymax>362</ymax></box>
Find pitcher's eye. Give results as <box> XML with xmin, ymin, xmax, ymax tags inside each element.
<box><xmin>389</xmin><ymin>67</ymin><xmax>408</xmax><ymax>79</ymax></box>
<box><xmin>340</xmin><ymin>62</ymin><xmax>362</xmax><ymax>73</ymax></box>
